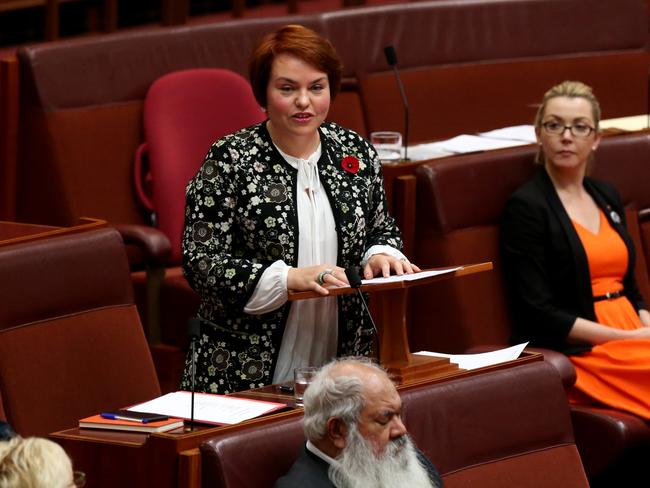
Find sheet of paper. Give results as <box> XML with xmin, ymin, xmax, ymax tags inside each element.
<box><xmin>413</xmin><ymin>342</ymin><xmax>528</xmax><ymax>370</ymax></box>
<box><xmin>424</xmin><ymin>134</ymin><xmax>531</xmax><ymax>154</ymax></box>
<box><xmin>360</xmin><ymin>267</ymin><xmax>461</xmax><ymax>285</ymax></box>
<box><xmin>599</xmin><ymin>114</ymin><xmax>648</xmax><ymax>131</ymax></box>
<box><xmin>478</xmin><ymin>125</ymin><xmax>537</xmax><ymax>142</ymax></box>
<box><xmin>127</xmin><ymin>391</ymin><xmax>284</xmax><ymax>425</ymax></box>
<box><xmin>403</xmin><ymin>143</ymin><xmax>454</xmax><ymax>162</ymax></box>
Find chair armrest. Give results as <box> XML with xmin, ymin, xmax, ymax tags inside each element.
<box><xmin>111</xmin><ymin>224</ymin><xmax>171</xmax><ymax>267</ymax></box>
<box><xmin>571</xmin><ymin>404</ymin><xmax>650</xmax><ymax>477</ymax></box>
<box><xmin>525</xmin><ymin>347</ymin><xmax>577</xmax><ymax>388</ymax></box>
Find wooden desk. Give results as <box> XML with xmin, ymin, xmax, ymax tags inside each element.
<box><xmin>0</xmin><ymin>217</ymin><xmax>106</xmax><ymax>245</ymax></box>
<box><xmin>51</xmin><ymin>351</ymin><xmax>541</xmax><ymax>488</ymax></box>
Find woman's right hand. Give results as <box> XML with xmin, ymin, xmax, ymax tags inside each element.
<box><xmin>287</xmin><ymin>265</ymin><xmax>348</xmax><ymax>295</ymax></box>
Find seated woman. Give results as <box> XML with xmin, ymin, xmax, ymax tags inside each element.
<box><xmin>501</xmin><ymin>80</ymin><xmax>650</xmax><ymax>419</ymax></box>
<box><xmin>181</xmin><ymin>25</ymin><xmax>417</xmax><ymax>394</ymax></box>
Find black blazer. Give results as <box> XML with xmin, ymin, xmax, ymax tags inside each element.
<box><xmin>500</xmin><ymin>168</ymin><xmax>646</xmax><ymax>355</ymax></box>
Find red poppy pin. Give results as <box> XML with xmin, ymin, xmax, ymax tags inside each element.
<box><xmin>341</xmin><ymin>156</ymin><xmax>359</xmax><ymax>174</ymax></box>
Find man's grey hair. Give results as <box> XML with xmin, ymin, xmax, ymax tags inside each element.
<box><xmin>302</xmin><ymin>357</ymin><xmax>387</xmax><ymax>442</ymax></box>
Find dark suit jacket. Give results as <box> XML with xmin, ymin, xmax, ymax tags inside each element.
<box><xmin>501</xmin><ymin>168</ymin><xmax>646</xmax><ymax>355</ymax></box>
<box><xmin>274</xmin><ymin>444</ymin><xmax>443</xmax><ymax>487</ymax></box>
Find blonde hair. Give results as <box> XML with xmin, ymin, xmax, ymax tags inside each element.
<box><xmin>534</xmin><ymin>80</ymin><xmax>601</xmax><ymax>164</ymax></box>
<box><xmin>0</xmin><ymin>437</ymin><xmax>73</xmax><ymax>488</ymax></box>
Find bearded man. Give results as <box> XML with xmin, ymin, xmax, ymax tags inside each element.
<box><xmin>275</xmin><ymin>358</ymin><xmax>443</xmax><ymax>488</ymax></box>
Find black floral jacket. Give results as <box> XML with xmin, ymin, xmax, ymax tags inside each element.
<box><xmin>180</xmin><ymin>121</ymin><xmax>402</xmax><ymax>394</ymax></box>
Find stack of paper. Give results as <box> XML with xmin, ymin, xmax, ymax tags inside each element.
<box><xmin>414</xmin><ymin>342</ymin><xmax>528</xmax><ymax>370</ymax></box>
<box><xmin>127</xmin><ymin>391</ymin><xmax>286</xmax><ymax>426</ymax></box>
<box><xmin>405</xmin><ymin>125</ymin><xmax>536</xmax><ymax>161</ymax></box>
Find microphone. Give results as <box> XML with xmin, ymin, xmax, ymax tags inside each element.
<box><xmin>647</xmin><ymin>65</ymin><xmax>650</xmax><ymax>129</ymax></box>
<box><xmin>383</xmin><ymin>45</ymin><xmax>409</xmax><ymax>162</ymax></box>
<box><xmin>187</xmin><ymin>317</ymin><xmax>201</xmax><ymax>432</ymax></box>
<box><xmin>345</xmin><ymin>267</ymin><xmax>380</xmax><ymax>362</ymax></box>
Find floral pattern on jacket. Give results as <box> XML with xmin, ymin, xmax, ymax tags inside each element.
<box><xmin>180</xmin><ymin>121</ymin><xmax>402</xmax><ymax>394</ymax></box>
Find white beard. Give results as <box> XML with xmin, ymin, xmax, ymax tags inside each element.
<box><xmin>328</xmin><ymin>426</ymin><xmax>435</xmax><ymax>488</ymax></box>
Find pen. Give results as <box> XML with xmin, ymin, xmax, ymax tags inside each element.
<box><xmin>100</xmin><ymin>413</ymin><xmax>151</xmax><ymax>424</ymax></box>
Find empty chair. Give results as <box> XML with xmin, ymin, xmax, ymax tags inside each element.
<box><xmin>135</xmin><ymin>68</ymin><xmax>265</xmax><ymax>263</ymax></box>
<box><xmin>0</xmin><ymin>228</ymin><xmax>161</xmax><ymax>437</ymax></box>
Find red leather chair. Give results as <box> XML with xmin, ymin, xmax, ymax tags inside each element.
<box><xmin>0</xmin><ymin>228</ymin><xmax>161</xmax><ymax>437</ymax></box>
<box><xmin>133</xmin><ymin>68</ymin><xmax>266</xmax><ymax>387</ymax></box>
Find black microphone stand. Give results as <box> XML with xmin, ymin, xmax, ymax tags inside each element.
<box><xmin>384</xmin><ymin>45</ymin><xmax>409</xmax><ymax>162</ymax></box>
<box><xmin>187</xmin><ymin>317</ymin><xmax>201</xmax><ymax>432</ymax></box>
<box><xmin>345</xmin><ymin>267</ymin><xmax>381</xmax><ymax>362</ymax></box>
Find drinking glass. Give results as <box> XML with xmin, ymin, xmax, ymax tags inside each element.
<box><xmin>293</xmin><ymin>366</ymin><xmax>318</xmax><ymax>405</ymax></box>
<box><xmin>370</xmin><ymin>131</ymin><xmax>403</xmax><ymax>163</ymax></box>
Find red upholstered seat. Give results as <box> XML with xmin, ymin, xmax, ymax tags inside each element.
<box><xmin>135</xmin><ymin>68</ymin><xmax>266</xmax><ymax>265</ymax></box>
<box><xmin>0</xmin><ymin>228</ymin><xmax>161</xmax><ymax>437</ymax></box>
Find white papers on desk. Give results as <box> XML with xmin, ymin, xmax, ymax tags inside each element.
<box><xmin>127</xmin><ymin>391</ymin><xmax>285</xmax><ymax>425</ymax></box>
<box><xmin>429</xmin><ymin>134</ymin><xmax>532</xmax><ymax>154</ymax></box>
<box><xmin>599</xmin><ymin>114</ymin><xmax>648</xmax><ymax>131</ymax></box>
<box><xmin>404</xmin><ymin>143</ymin><xmax>454</xmax><ymax>161</ymax></box>
<box><xmin>405</xmin><ymin>125</ymin><xmax>536</xmax><ymax>161</ymax></box>
<box><xmin>478</xmin><ymin>125</ymin><xmax>537</xmax><ymax>143</ymax></box>
<box><xmin>414</xmin><ymin>342</ymin><xmax>528</xmax><ymax>370</ymax></box>
<box><xmin>360</xmin><ymin>266</ymin><xmax>462</xmax><ymax>285</ymax></box>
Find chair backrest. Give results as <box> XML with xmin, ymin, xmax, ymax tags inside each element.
<box><xmin>404</xmin><ymin>362</ymin><xmax>587</xmax><ymax>487</ymax></box>
<box><xmin>411</xmin><ymin>144</ymin><xmax>537</xmax><ymax>352</ymax></box>
<box><xmin>137</xmin><ymin>68</ymin><xmax>266</xmax><ymax>264</ymax></box>
<box><xmin>200</xmin><ymin>361</ymin><xmax>587</xmax><ymax>487</ymax></box>
<box><xmin>201</xmin><ymin>415</ymin><xmax>305</xmax><ymax>488</ymax></box>
<box><xmin>0</xmin><ymin>228</ymin><xmax>161</xmax><ymax>436</ymax></box>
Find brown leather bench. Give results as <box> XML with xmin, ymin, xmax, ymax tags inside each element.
<box><xmin>410</xmin><ymin>130</ymin><xmax>650</xmax><ymax>484</ymax></box>
<box><xmin>200</xmin><ymin>361</ymin><xmax>588</xmax><ymax>487</ymax></box>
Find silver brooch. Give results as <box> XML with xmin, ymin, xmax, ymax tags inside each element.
<box><xmin>610</xmin><ymin>211</ymin><xmax>621</xmax><ymax>224</ymax></box>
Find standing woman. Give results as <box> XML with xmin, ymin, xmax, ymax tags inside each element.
<box><xmin>181</xmin><ymin>25</ymin><xmax>417</xmax><ymax>394</ymax></box>
<box><xmin>501</xmin><ymin>80</ymin><xmax>650</xmax><ymax>418</ymax></box>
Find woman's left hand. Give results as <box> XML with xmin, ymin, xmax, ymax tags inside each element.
<box><xmin>363</xmin><ymin>253</ymin><xmax>421</xmax><ymax>279</ymax></box>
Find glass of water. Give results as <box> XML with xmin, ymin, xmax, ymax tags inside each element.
<box><xmin>370</xmin><ymin>131</ymin><xmax>403</xmax><ymax>163</ymax></box>
<box><xmin>293</xmin><ymin>366</ymin><xmax>318</xmax><ymax>405</ymax></box>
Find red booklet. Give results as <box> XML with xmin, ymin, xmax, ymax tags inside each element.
<box><xmin>79</xmin><ymin>414</ymin><xmax>184</xmax><ymax>433</ymax></box>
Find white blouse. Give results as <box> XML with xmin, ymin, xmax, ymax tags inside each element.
<box><xmin>244</xmin><ymin>143</ymin><xmax>405</xmax><ymax>383</ymax></box>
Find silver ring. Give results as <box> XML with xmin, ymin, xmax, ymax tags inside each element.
<box><xmin>316</xmin><ymin>268</ymin><xmax>334</xmax><ymax>285</ymax></box>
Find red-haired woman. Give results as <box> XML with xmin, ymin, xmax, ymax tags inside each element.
<box><xmin>181</xmin><ymin>25</ymin><xmax>417</xmax><ymax>394</ymax></box>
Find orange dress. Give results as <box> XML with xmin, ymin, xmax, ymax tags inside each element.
<box><xmin>568</xmin><ymin>209</ymin><xmax>650</xmax><ymax>419</ymax></box>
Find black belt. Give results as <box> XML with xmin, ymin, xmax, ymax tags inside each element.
<box><xmin>593</xmin><ymin>290</ymin><xmax>623</xmax><ymax>302</ymax></box>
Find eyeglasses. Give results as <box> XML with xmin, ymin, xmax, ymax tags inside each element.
<box><xmin>541</xmin><ymin>121</ymin><xmax>595</xmax><ymax>137</ymax></box>
<box><xmin>72</xmin><ymin>470</ymin><xmax>86</xmax><ymax>487</ymax></box>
